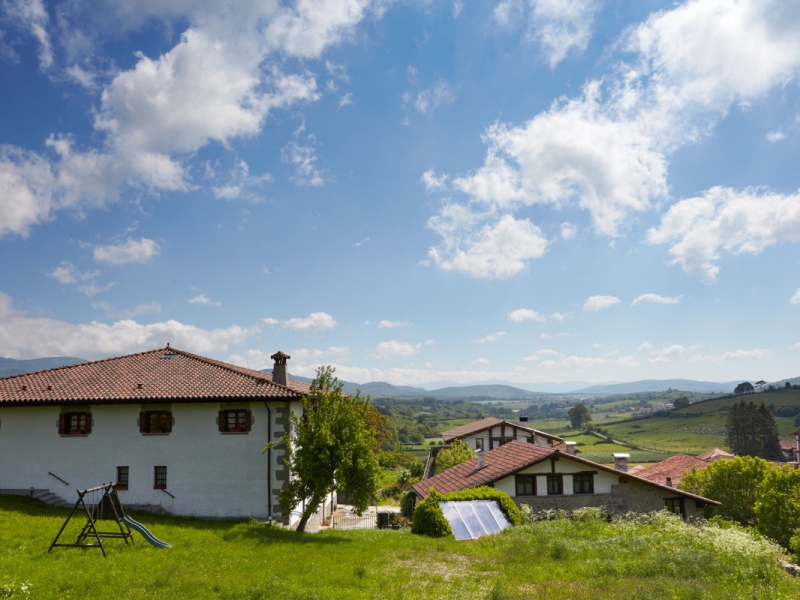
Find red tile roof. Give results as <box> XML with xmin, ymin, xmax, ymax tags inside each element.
<box><xmin>695</xmin><ymin>448</ymin><xmax>734</xmax><ymax>461</ymax></box>
<box><xmin>780</xmin><ymin>440</ymin><xmax>798</xmax><ymax>450</ymax></box>
<box><xmin>0</xmin><ymin>347</ymin><xmax>305</xmax><ymax>405</ymax></box>
<box><xmin>635</xmin><ymin>454</ymin><xmax>709</xmax><ymax>485</ymax></box>
<box><xmin>412</xmin><ymin>440</ymin><xmax>720</xmax><ymax>506</ymax></box>
<box><xmin>441</xmin><ymin>417</ymin><xmax>562</xmax><ymax>443</ymax></box>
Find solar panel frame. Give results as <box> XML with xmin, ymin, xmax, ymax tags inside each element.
<box><xmin>438</xmin><ymin>500</ymin><xmax>512</xmax><ymax>540</ymax></box>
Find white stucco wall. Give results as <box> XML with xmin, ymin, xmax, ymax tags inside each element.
<box><xmin>0</xmin><ymin>401</ymin><xmax>301</xmax><ymax>519</ymax></box>
<box><xmin>460</xmin><ymin>425</ymin><xmax>553</xmax><ymax>451</ymax></box>
<box><xmin>494</xmin><ymin>456</ymin><xmax>620</xmax><ymax>498</ymax></box>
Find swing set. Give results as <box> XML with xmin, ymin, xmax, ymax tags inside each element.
<box><xmin>49</xmin><ymin>483</ymin><xmax>136</xmax><ymax>558</ymax></box>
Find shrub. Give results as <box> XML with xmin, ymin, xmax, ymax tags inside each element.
<box><xmin>435</xmin><ymin>440</ymin><xmax>474</xmax><ymax>472</ymax></box>
<box><xmin>400</xmin><ymin>490</ymin><xmax>416</xmax><ymax>518</ymax></box>
<box><xmin>411</xmin><ymin>486</ymin><xmax>521</xmax><ymax>537</ymax></box>
<box><xmin>790</xmin><ymin>529</ymin><xmax>800</xmax><ymax>562</ymax></box>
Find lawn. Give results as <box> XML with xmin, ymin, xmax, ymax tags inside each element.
<box><xmin>2</xmin><ymin>495</ymin><xmax>799</xmax><ymax>599</ymax></box>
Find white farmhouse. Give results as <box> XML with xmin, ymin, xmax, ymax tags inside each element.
<box><xmin>0</xmin><ymin>346</ymin><xmax>328</xmax><ymax>525</ymax></box>
<box><xmin>441</xmin><ymin>417</ymin><xmax>563</xmax><ymax>451</ymax></box>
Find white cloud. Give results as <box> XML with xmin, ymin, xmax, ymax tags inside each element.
<box><xmin>0</xmin><ymin>146</ymin><xmax>56</xmax><ymax>237</ymax></box>
<box><xmin>721</xmin><ymin>348</ymin><xmax>771</xmax><ymax>361</ymax></box>
<box><xmin>791</xmin><ymin>289</ymin><xmax>800</xmax><ymax>305</ymax></box>
<box><xmin>378</xmin><ymin>320</ymin><xmax>407</xmax><ymax>329</ymax></box>
<box><xmin>92</xmin><ymin>300</ymin><xmax>162</xmax><ymax>319</ymax></box>
<box><xmin>427</xmin><ymin>210</ymin><xmax>548</xmax><ymax>279</ymax></box>
<box><xmin>4</xmin><ymin>0</ymin><xmax>53</xmax><ymax>69</ymax></box>
<box><xmin>372</xmin><ymin>340</ymin><xmax>422</xmax><ymax>359</ymax></box>
<box><xmin>229</xmin><ymin>345</ymin><xmax>350</xmax><ymax>371</ymax></box>
<box><xmin>282</xmin><ymin>126</ymin><xmax>326</xmax><ymax>187</ymax></box>
<box><xmin>767</xmin><ymin>130</ymin><xmax>786</xmax><ymax>142</ymax></box>
<box><xmin>508</xmin><ymin>308</ymin><xmax>546</xmax><ymax>322</ymax></box>
<box><xmin>211</xmin><ymin>160</ymin><xmax>272</xmax><ymax>201</ymax></box>
<box><xmin>637</xmin><ymin>341</ymin><xmax>652</xmax><ymax>352</ymax></box>
<box><xmin>472</xmin><ymin>357</ymin><xmax>489</xmax><ymax>366</ymax></box>
<box><xmin>617</xmin><ymin>355</ymin><xmax>639</xmax><ymax>367</ymax></box>
<box><xmin>188</xmin><ymin>294</ymin><xmax>221</xmax><ymax>307</ymax></box>
<box><xmin>338</xmin><ymin>93</ymin><xmax>354</xmax><ymax>107</ymax></box>
<box><xmin>648</xmin><ymin>187</ymin><xmax>800</xmax><ymax>281</ymax></box>
<box><xmin>560</xmin><ymin>355</ymin><xmax>606</xmax><ymax>369</ymax></box>
<box><xmin>582</xmin><ymin>295</ymin><xmax>620</xmax><ymax>313</ymax></box>
<box><xmin>631</xmin><ymin>293</ymin><xmax>683</xmax><ymax>306</ymax></box>
<box><xmin>421</xmin><ymin>169</ymin><xmax>448</xmax><ymax>191</ymax></box>
<box><xmin>527</xmin><ymin>0</ymin><xmax>600</xmax><ymax>68</ymax></box>
<box><xmin>0</xmin><ymin>292</ymin><xmax>256</xmax><ymax>359</ymax></box>
<box><xmin>474</xmin><ymin>331</ymin><xmax>507</xmax><ymax>344</ymax></box>
<box><xmin>46</xmin><ymin>262</ymin><xmax>99</xmax><ymax>285</ymax></box>
<box><xmin>560</xmin><ymin>222</ymin><xmax>577</xmax><ymax>240</ymax></box>
<box><xmin>262</xmin><ymin>317</ymin><xmax>280</xmax><ymax>326</ymax></box>
<box><xmin>410</xmin><ymin>80</ymin><xmax>457</xmax><ymax>115</ymax></box>
<box><xmin>791</xmin><ymin>343</ymin><xmax>800</xmax><ymax>350</ymax></box>
<box><xmin>549</xmin><ymin>312</ymin><xmax>570</xmax><ymax>322</ymax></box>
<box><xmin>522</xmin><ymin>349</ymin><xmax>559</xmax><ymax>362</ymax></box>
<box><xmin>93</xmin><ymin>238</ymin><xmax>161</xmax><ymax>265</ymax></box>
<box><xmin>283</xmin><ymin>312</ymin><xmax>338</xmax><ymax>331</ymax></box>
<box><xmin>647</xmin><ymin>344</ymin><xmax>685</xmax><ymax>364</ymax></box>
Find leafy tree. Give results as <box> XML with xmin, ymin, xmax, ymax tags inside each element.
<box><xmin>673</xmin><ymin>397</ymin><xmax>690</xmax><ymax>409</ymax></box>
<box><xmin>679</xmin><ymin>456</ymin><xmax>773</xmax><ymax>525</ymax></box>
<box><xmin>725</xmin><ymin>401</ymin><xmax>782</xmax><ymax>459</ymax></box>
<box><xmin>755</xmin><ymin>465</ymin><xmax>800</xmax><ymax>548</ymax></box>
<box><xmin>734</xmin><ymin>382</ymin><xmax>754</xmax><ymax>395</ymax></box>
<box><xmin>266</xmin><ymin>366</ymin><xmax>379</xmax><ymax>532</ymax></box>
<box><xmin>567</xmin><ymin>403</ymin><xmax>592</xmax><ymax>429</ymax></box>
<box><xmin>435</xmin><ymin>439</ymin><xmax>474</xmax><ymax>472</ymax></box>
<box><xmin>795</xmin><ymin>413</ymin><xmax>800</xmax><ymax>428</ymax></box>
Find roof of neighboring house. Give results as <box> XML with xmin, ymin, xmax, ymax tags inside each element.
<box><xmin>411</xmin><ymin>440</ymin><xmax>720</xmax><ymax>506</ymax></box>
<box><xmin>441</xmin><ymin>417</ymin><xmax>563</xmax><ymax>443</ymax></box>
<box><xmin>695</xmin><ymin>448</ymin><xmax>734</xmax><ymax>461</ymax></box>
<box><xmin>780</xmin><ymin>440</ymin><xmax>798</xmax><ymax>450</ymax></box>
<box><xmin>635</xmin><ymin>454</ymin><xmax>710</xmax><ymax>485</ymax></box>
<box><xmin>0</xmin><ymin>346</ymin><xmax>306</xmax><ymax>405</ymax></box>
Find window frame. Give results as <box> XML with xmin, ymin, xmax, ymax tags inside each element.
<box><xmin>59</xmin><ymin>412</ymin><xmax>91</xmax><ymax>436</ymax></box>
<box><xmin>154</xmin><ymin>466</ymin><xmax>167</xmax><ymax>490</ymax></box>
<box><xmin>573</xmin><ymin>472</ymin><xmax>594</xmax><ymax>494</ymax></box>
<box><xmin>116</xmin><ymin>466</ymin><xmax>129</xmax><ymax>491</ymax></box>
<box><xmin>546</xmin><ymin>474</ymin><xmax>563</xmax><ymax>495</ymax></box>
<box><xmin>515</xmin><ymin>474</ymin><xmax>536</xmax><ymax>497</ymax></box>
<box><xmin>664</xmin><ymin>497</ymin><xmax>686</xmax><ymax>518</ymax></box>
<box><xmin>218</xmin><ymin>409</ymin><xmax>252</xmax><ymax>433</ymax></box>
<box><xmin>140</xmin><ymin>410</ymin><xmax>172</xmax><ymax>434</ymax></box>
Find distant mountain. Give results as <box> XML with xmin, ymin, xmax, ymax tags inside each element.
<box><xmin>569</xmin><ymin>379</ymin><xmax>738</xmax><ymax>395</ymax></box>
<box><xmin>425</xmin><ymin>384</ymin><xmax>539</xmax><ymax>400</ymax></box>
<box><xmin>0</xmin><ymin>356</ymin><xmax>88</xmax><ymax>378</ymax></box>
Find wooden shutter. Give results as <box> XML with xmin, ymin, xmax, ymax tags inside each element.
<box><xmin>84</xmin><ymin>412</ymin><xmax>92</xmax><ymax>434</ymax></box>
<box><xmin>218</xmin><ymin>410</ymin><xmax>226</xmax><ymax>432</ymax></box>
<box><xmin>58</xmin><ymin>413</ymin><xmax>66</xmax><ymax>434</ymax></box>
<box><xmin>165</xmin><ymin>411</ymin><xmax>173</xmax><ymax>433</ymax></box>
<box><xmin>245</xmin><ymin>410</ymin><xmax>252</xmax><ymax>432</ymax></box>
<box><xmin>139</xmin><ymin>411</ymin><xmax>147</xmax><ymax>433</ymax></box>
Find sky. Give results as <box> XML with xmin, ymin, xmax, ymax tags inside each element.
<box><xmin>1</xmin><ymin>0</ymin><xmax>800</xmax><ymax>389</ymax></box>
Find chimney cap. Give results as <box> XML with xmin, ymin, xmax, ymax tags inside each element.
<box><xmin>271</xmin><ymin>351</ymin><xmax>290</xmax><ymax>361</ymax></box>
<box><xmin>612</xmin><ymin>453</ymin><xmax>630</xmax><ymax>458</ymax></box>
<box><xmin>565</xmin><ymin>441</ymin><xmax>577</xmax><ymax>446</ymax></box>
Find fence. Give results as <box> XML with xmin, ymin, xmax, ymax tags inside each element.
<box><xmin>331</xmin><ymin>514</ymin><xmax>376</xmax><ymax>530</ymax></box>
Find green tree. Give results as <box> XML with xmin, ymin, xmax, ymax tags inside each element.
<box><xmin>435</xmin><ymin>439</ymin><xmax>474</xmax><ymax>472</ymax></box>
<box><xmin>673</xmin><ymin>397</ymin><xmax>690</xmax><ymax>409</ymax></box>
<box><xmin>266</xmin><ymin>366</ymin><xmax>379</xmax><ymax>532</ymax></box>
<box><xmin>679</xmin><ymin>455</ymin><xmax>773</xmax><ymax>525</ymax></box>
<box><xmin>725</xmin><ymin>401</ymin><xmax>782</xmax><ymax>459</ymax></box>
<box><xmin>755</xmin><ymin>465</ymin><xmax>800</xmax><ymax>548</ymax></box>
<box><xmin>567</xmin><ymin>403</ymin><xmax>592</xmax><ymax>429</ymax></box>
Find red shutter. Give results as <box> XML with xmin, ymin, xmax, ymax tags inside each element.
<box><xmin>245</xmin><ymin>410</ymin><xmax>252</xmax><ymax>432</ymax></box>
<box><xmin>84</xmin><ymin>412</ymin><xmax>92</xmax><ymax>434</ymax></box>
<box><xmin>166</xmin><ymin>411</ymin><xmax>173</xmax><ymax>433</ymax></box>
<box><xmin>218</xmin><ymin>410</ymin><xmax>226</xmax><ymax>432</ymax></box>
<box><xmin>139</xmin><ymin>412</ymin><xmax>147</xmax><ymax>433</ymax></box>
<box><xmin>58</xmin><ymin>413</ymin><xmax>66</xmax><ymax>435</ymax></box>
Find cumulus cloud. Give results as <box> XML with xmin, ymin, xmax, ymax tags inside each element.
<box><xmin>283</xmin><ymin>312</ymin><xmax>338</xmax><ymax>331</ymax></box>
<box><xmin>372</xmin><ymin>340</ymin><xmax>422</xmax><ymax>359</ymax></box>
<box><xmin>378</xmin><ymin>320</ymin><xmax>407</xmax><ymax>329</ymax></box>
<box><xmin>647</xmin><ymin>344</ymin><xmax>685</xmax><ymax>364</ymax></box>
<box><xmin>410</xmin><ymin>79</ymin><xmax>457</xmax><ymax>115</ymax></box>
<box><xmin>560</xmin><ymin>222</ymin><xmax>577</xmax><ymax>240</ymax></box>
<box><xmin>582</xmin><ymin>295</ymin><xmax>620</xmax><ymax>313</ymax></box>
<box><xmin>617</xmin><ymin>355</ymin><xmax>639</xmax><ymax>367</ymax></box>
<box><xmin>721</xmin><ymin>348</ymin><xmax>771</xmax><ymax>360</ymax></box>
<box><xmin>474</xmin><ymin>331</ymin><xmax>507</xmax><ymax>344</ymax></box>
<box><xmin>188</xmin><ymin>294</ymin><xmax>221</xmax><ymax>307</ymax></box>
<box><xmin>261</xmin><ymin>317</ymin><xmax>280</xmax><ymax>326</ymax></box>
<box><xmin>522</xmin><ymin>348</ymin><xmax>559</xmax><ymax>362</ymax></box>
<box><xmin>472</xmin><ymin>357</ymin><xmax>489</xmax><ymax>365</ymax></box>
<box><xmin>549</xmin><ymin>312</ymin><xmax>570</xmax><ymax>322</ymax></box>
<box><xmin>46</xmin><ymin>262</ymin><xmax>99</xmax><ymax>285</ymax></box>
<box><xmin>791</xmin><ymin>289</ymin><xmax>800</xmax><ymax>305</ymax></box>
<box><xmin>508</xmin><ymin>308</ymin><xmax>546</xmax><ymax>322</ymax></box>
<box><xmin>93</xmin><ymin>238</ymin><xmax>161</xmax><ymax>265</ymax></box>
<box><xmin>631</xmin><ymin>293</ymin><xmax>683</xmax><ymax>306</ymax></box>
<box><xmin>648</xmin><ymin>187</ymin><xmax>800</xmax><ymax>281</ymax></box>
<box><xmin>0</xmin><ymin>292</ymin><xmax>256</xmax><ymax>359</ymax></box>
<box><xmin>228</xmin><ymin>345</ymin><xmax>350</xmax><ymax>371</ymax></box>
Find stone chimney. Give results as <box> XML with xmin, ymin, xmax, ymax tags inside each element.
<box><xmin>564</xmin><ymin>441</ymin><xmax>577</xmax><ymax>455</ymax></box>
<box><xmin>665</xmin><ymin>476</ymin><xmax>673</xmax><ymax>488</ymax></box>
<box><xmin>519</xmin><ymin>415</ymin><xmax>529</xmax><ymax>423</ymax></box>
<box><xmin>613</xmin><ymin>453</ymin><xmax>630</xmax><ymax>473</ymax></box>
<box><xmin>475</xmin><ymin>449</ymin><xmax>485</xmax><ymax>471</ymax></box>
<box><xmin>270</xmin><ymin>351</ymin><xmax>290</xmax><ymax>386</ymax></box>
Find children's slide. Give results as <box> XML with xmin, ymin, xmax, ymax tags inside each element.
<box><xmin>121</xmin><ymin>516</ymin><xmax>172</xmax><ymax>548</ymax></box>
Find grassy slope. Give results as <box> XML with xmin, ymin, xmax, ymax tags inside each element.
<box><xmin>602</xmin><ymin>390</ymin><xmax>800</xmax><ymax>455</ymax></box>
<box><xmin>2</xmin><ymin>496</ymin><xmax>799</xmax><ymax>599</ymax></box>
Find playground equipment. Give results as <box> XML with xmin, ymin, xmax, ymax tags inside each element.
<box><xmin>49</xmin><ymin>483</ymin><xmax>170</xmax><ymax>557</ymax></box>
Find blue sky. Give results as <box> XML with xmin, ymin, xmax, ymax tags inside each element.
<box><xmin>1</xmin><ymin>0</ymin><xmax>800</xmax><ymax>388</ymax></box>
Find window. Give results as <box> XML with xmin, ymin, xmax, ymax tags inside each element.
<box><xmin>546</xmin><ymin>474</ymin><xmax>563</xmax><ymax>495</ymax></box>
<box><xmin>140</xmin><ymin>410</ymin><xmax>172</xmax><ymax>434</ymax></box>
<box><xmin>665</xmin><ymin>497</ymin><xmax>685</xmax><ymax>517</ymax></box>
<box><xmin>218</xmin><ymin>409</ymin><xmax>252</xmax><ymax>433</ymax></box>
<box><xmin>59</xmin><ymin>412</ymin><xmax>91</xmax><ymax>435</ymax></box>
<box><xmin>573</xmin><ymin>473</ymin><xmax>594</xmax><ymax>494</ymax></box>
<box><xmin>475</xmin><ymin>438</ymin><xmax>484</xmax><ymax>451</ymax></box>
<box><xmin>117</xmin><ymin>466</ymin><xmax>129</xmax><ymax>490</ymax></box>
<box><xmin>154</xmin><ymin>466</ymin><xmax>167</xmax><ymax>489</ymax></box>
<box><xmin>515</xmin><ymin>475</ymin><xmax>536</xmax><ymax>496</ymax></box>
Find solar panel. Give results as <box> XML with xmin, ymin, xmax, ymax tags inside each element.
<box><xmin>438</xmin><ymin>500</ymin><xmax>513</xmax><ymax>540</ymax></box>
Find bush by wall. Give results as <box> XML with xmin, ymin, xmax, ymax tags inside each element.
<box><xmin>400</xmin><ymin>490</ymin><xmax>416</xmax><ymax>518</ymax></box>
<box><xmin>411</xmin><ymin>486</ymin><xmax>521</xmax><ymax>537</ymax></box>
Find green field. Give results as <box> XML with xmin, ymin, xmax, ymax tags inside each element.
<box><xmin>603</xmin><ymin>390</ymin><xmax>800</xmax><ymax>455</ymax></box>
<box><xmin>2</xmin><ymin>495</ymin><xmax>799</xmax><ymax>599</ymax></box>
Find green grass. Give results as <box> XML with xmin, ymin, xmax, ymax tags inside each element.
<box><xmin>2</xmin><ymin>496</ymin><xmax>799</xmax><ymax>599</ymax></box>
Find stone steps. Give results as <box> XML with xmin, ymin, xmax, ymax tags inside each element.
<box><xmin>31</xmin><ymin>489</ymin><xmax>72</xmax><ymax>508</ymax></box>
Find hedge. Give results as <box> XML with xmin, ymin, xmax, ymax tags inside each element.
<box><xmin>411</xmin><ymin>486</ymin><xmax>522</xmax><ymax>537</ymax></box>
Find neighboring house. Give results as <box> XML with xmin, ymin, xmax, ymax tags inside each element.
<box><xmin>0</xmin><ymin>346</ymin><xmax>328</xmax><ymax>525</ymax></box>
<box><xmin>412</xmin><ymin>441</ymin><xmax>720</xmax><ymax>520</ymax></box>
<box><xmin>782</xmin><ymin>431</ymin><xmax>800</xmax><ymax>463</ymax></box>
<box><xmin>635</xmin><ymin>454</ymin><xmax>714</xmax><ymax>487</ymax></box>
<box><xmin>695</xmin><ymin>448</ymin><xmax>734</xmax><ymax>461</ymax></box>
<box><xmin>441</xmin><ymin>417</ymin><xmax>563</xmax><ymax>451</ymax></box>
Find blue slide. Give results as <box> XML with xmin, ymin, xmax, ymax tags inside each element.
<box><xmin>121</xmin><ymin>516</ymin><xmax>172</xmax><ymax>548</ymax></box>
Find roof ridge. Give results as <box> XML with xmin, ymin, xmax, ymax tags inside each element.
<box><xmin>0</xmin><ymin>347</ymin><xmax>170</xmax><ymax>381</ymax></box>
<box><xmin>159</xmin><ymin>347</ymin><xmax>295</xmax><ymax>389</ymax></box>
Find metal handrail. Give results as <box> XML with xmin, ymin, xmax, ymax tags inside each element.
<box><xmin>159</xmin><ymin>488</ymin><xmax>175</xmax><ymax>499</ymax></box>
<box><xmin>48</xmin><ymin>472</ymin><xmax>69</xmax><ymax>486</ymax></box>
